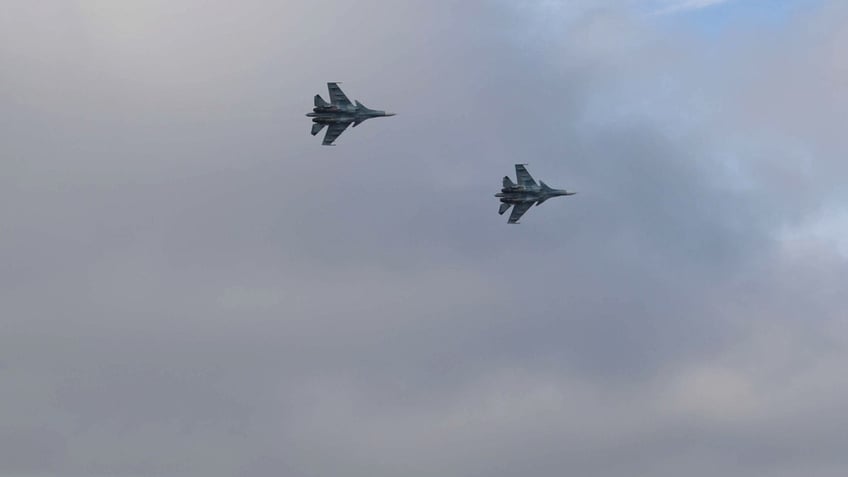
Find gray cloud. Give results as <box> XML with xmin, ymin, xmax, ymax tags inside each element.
<box><xmin>1</xmin><ymin>1</ymin><xmax>847</xmax><ymax>476</ymax></box>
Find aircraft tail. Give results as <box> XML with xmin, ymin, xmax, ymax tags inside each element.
<box><xmin>314</xmin><ymin>94</ymin><xmax>330</xmax><ymax>108</ymax></box>
<box><xmin>311</xmin><ymin>122</ymin><xmax>326</xmax><ymax>136</ymax></box>
<box><xmin>502</xmin><ymin>176</ymin><xmax>515</xmax><ymax>189</ymax></box>
<box><xmin>498</xmin><ymin>203</ymin><xmax>512</xmax><ymax>215</ymax></box>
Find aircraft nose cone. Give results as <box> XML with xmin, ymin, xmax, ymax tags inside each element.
<box><xmin>385</xmin><ymin>112</ymin><xmax>396</xmax><ymax>116</ymax></box>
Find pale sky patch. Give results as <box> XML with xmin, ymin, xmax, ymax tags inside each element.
<box><xmin>652</xmin><ymin>0</ymin><xmax>736</xmax><ymax>15</ymax></box>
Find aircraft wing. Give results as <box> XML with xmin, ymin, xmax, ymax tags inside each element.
<box><xmin>515</xmin><ymin>164</ymin><xmax>538</xmax><ymax>187</ymax></box>
<box><xmin>507</xmin><ymin>202</ymin><xmax>533</xmax><ymax>224</ymax></box>
<box><xmin>322</xmin><ymin>121</ymin><xmax>352</xmax><ymax>145</ymax></box>
<box><xmin>327</xmin><ymin>82</ymin><xmax>352</xmax><ymax>108</ymax></box>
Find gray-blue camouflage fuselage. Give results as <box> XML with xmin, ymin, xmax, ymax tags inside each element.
<box><xmin>496</xmin><ymin>164</ymin><xmax>576</xmax><ymax>224</ymax></box>
<box><xmin>307</xmin><ymin>82</ymin><xmax>395</xmax><ymax>145</ymax></box>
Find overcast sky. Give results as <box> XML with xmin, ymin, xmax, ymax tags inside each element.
<box><xmin>2</xmin><ymin>1</ymin><xmax>847</xmax><ymax>476</ymax></box>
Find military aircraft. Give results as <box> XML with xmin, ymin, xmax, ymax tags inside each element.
<box><xmin>496</xmin><ymin>164</ymin><xmax>576</xmax><ymax>224</ymax></box>
<box><xmin>306</xmin><ymin>82</ymin><xmax>395</xmax><ymax>145</ymax></box>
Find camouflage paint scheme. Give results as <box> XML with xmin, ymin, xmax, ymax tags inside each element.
<box><xmin>307</xmin><ymin>83</ymin><xmax>395</xmax><ymax>145</ymax></box>
<box><xmin>496</xmin><ymin>164</ymin><xmax>576</xmax><ymax>224</ymax></box>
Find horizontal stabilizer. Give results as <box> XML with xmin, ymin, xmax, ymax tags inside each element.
<box><xmin>499</xmin><ymin>203</ymin><xmax>512</xmax><ymax>215</ymax></box>
<box><xmin>502</xmin><ymin>176</ymin><xmax>515</xmax><ymax>189</ymax></box>
<box><xmin>314</xmin><ymin>94</ymin><xmax>330</xmax><ymax>108</ymax></box>
<box><xmin>311</xmin><ymin>122</ymin><xmax>326</xmax><ymax>136</ymax></box>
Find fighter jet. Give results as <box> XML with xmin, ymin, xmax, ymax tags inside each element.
<box><xmin>496</xmin><ymin>164</ymin><xmax>576</xmax><ymax>224</ymax></box>
<box><xmin>306</xmin><ymin>82</ymin><xmax>395</xmax><ymax>145</ymax></box>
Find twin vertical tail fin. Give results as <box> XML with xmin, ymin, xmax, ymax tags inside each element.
<box><xmin>498</xmin><ymin>203</ymin><xmax>512</xmax><ymax>215</ymax></box>
<box><xmin>314</xmin><ymin>94</ymin><xmax>330</xmax><ymax>108</ymax></box>
<box><xmin>502</xmin><ymin>176</ymin><xmax>516</xmax><ymax>189</ymax></box>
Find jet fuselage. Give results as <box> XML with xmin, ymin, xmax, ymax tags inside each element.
<box><xmin>306</xmin><ymin>106</ymin><xmax>393</xmax><ymax>125</ymax></box>
<box><xmin>495</xmin><ymin>185</ymin><xmax>575</xmax><ymax>206</ymax></box>
<box><xmin>496</xmin><ymin>164</ymin><xmax>575</xmax><ymax>223</ymax></box>
<box><xmin>308</xmin><ymin>83</ymin><xmax>395</xmax><ymax>145</ymax></box>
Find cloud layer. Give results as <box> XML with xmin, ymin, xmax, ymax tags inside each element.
<box><xmin>1</xmin><ymin>1</ymin><xmax>846</xmax><ymax>476</ymax></box>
